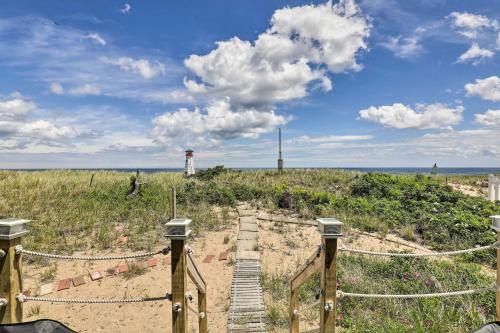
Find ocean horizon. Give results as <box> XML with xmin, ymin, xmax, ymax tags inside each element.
<box><xmin>3</xmin><ymin>167</ymin><xmax>500</xmax><ymax>175</ymax></box>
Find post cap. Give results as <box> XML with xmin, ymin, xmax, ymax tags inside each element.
<box><xmin>317</xmin><ymin>218</ymin><xmax>343</xmax><ymax>238</ymax></box>
<box><xmin>165</xmin><ymin>218</ymin><xmax>192</xmax><ymax>240</ymax></box>
<box><xmin>0</xmin><ymin>218</ymin><xmax>30</xmax><ymax>240</ymax></box>
<box><xmin>491</xmin><ymin>215</ymin><xmax>500</xmax><ymax>232</ymax></box>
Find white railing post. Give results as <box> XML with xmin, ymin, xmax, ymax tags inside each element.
<box><xmin>0</xmin><ymin>218</ymin><xmax>30</xmax><ymax>324</ymax></box>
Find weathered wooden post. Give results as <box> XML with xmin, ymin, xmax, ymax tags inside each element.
<box><xmin>198</xmin><ymin>288</ymin><xmax>207</xmax><ymax>332</ymax></box>
<box><xmin>0</xmin><ymin>218</ymin><xmax>29</xmax><ymax>324</ymax></box>
<box><xmin>165</xmin><ymin>218</ymin><xmax>191</xmax><ymax>333</ymax></box>
<box><xmin>317</xmin><ymin>218</ymin><xmax>343</xmax><ymax>333</ymax></box>
<box><xmin>289</xmin><ymin>286</ymin><xmax>299</xmax><ymax>333</ymax></box>
<box><xmin>492</xmin><ymin>215</ymin><xmax>500</xmax><ymax>320</ymax></box>
<box><xmin>172</xmin><ymin>188</ymin><xmax>177</xmax><ymax>219</ymax></box>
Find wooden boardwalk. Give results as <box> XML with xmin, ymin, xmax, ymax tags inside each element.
<box><xmin>227</xmin><ymin>205</ymin><xmax>266</xmax><ymax>332</ymax></box>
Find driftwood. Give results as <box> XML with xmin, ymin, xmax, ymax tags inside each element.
<box><xmin>127</xmin><ymin>169</ymin><xmax>145</xmax><ymax>197</ymax></box>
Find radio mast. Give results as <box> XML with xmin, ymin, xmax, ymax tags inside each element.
<box><xmin>278</xmin><ymin>128</ymin><xmax>283</xmax><ymax>172</ymax></box>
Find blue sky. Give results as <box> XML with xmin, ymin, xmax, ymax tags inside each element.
<box><xmin>0</xmin><ymin>0</ymin><xmax>499</xmax><ymax>168</ymax></box>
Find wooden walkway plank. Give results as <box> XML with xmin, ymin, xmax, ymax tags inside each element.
<box><xmin>228</xmin><ymin>206</ymin><xmax>266</xmax><ymax>332</ymax></box>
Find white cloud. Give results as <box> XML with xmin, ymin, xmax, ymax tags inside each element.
<box><xmin>68</xmin><ymin>84</ymin><xmax>101</xmax><ymax>96</ymax></box>
<box><xmin>19</xmin><ymin>120</ymin><xmax>79</xmax><ymax>140</ymax></box>
<box><xmin>184</xmin><ymin>0</ymin><xmax>370</xmax><ymax>106</ymax></box>
<box><xmin>457</xmin><ymin>43</ymin><xmax>494</xmax><ymax>65</ymax></box>
<box><xmin>358</xmin><ymin>103</ymin><xmax>463</xmax><ymax>129</ymax></box>
<box><xmin>84</xmin><ymin>33</ymin><xmax>106</xmax><ymax>46</ymax></box>
<box><xmin>120</xmin><ymin>3</ymin><xmax>131</xmax><ymax>14</ymax></box>
<box><xmin>50</xmin><ymin>83</ymin><xmax>64</xmax><ymax>95</ymax></box>
<box><xmin>0</xmin><ymin>96</ymin><xmax>36</xmax><ymax>118</ymax></box>
<box><xmin>0</xmin><ymin>95</ymin><xmax>80</xmax><ymax>141</ymax></box>
<box><xmin>475</xmin><ymin>110</ymin><xmax>500</xmax><ymax>127</ymax></box>
<box><xmin>448</xmin><ymin>12</ymin><xmax>499</xmax><ymax>39</ymax></box>
<box><xmin>380</xmin><ymin>35</ymin><xmax>423</xmax><ymax>59</ymax></box>
<box><xmin>447</xmin><ymin>12</ymin><xmax>499</xmax><ymax>66</ymax></box>
<box><xmin>291</xmin><ymin>135</ymin><xmax>373</xmax><ymax>143</ymax></box>
<box><xmin>152</xmin><ymin>99</ymin><xmax>287</xmax><ymax>145</ymax></box>
<box><xmin>379</xmin><ymin>26</ymin><xmax>426</xmax><ymax>59</ymax></box>
<box><xmin>103</xmin><ymin>57</ymin><xmax>166</xmax><ymax>79</ymax></box>
<box><xmin>465</xmin><ymin>76</ymin><xmax>500</xmax><ymax>102</ymax></box>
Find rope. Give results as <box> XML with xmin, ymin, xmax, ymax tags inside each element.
<box><xmin>299</xmin><ymin>299</ymin><xmax>321</xmax><ymax>313</ymax></box>
<box><xmin>337</xmin><ymin>286</ymin><xmax>495</xmax><ymax>299</ymax></box>
<box><xmin>187</xmin><ymin>303</ymin><xmax>205</xmax><ymax>318</ymax></box>
<box><xmin>17</xmin><ymin>293</ymin><xmax>172</xmax><ymax>304</ymax></box>
<box><xmin>15</xmin><ymin>246</ymin><xmax>170</xmax><ymax>261</ymax></box>
<box><xmin>339</xmin><ymin>243</ymin><xmax>496</xmax><ymax>257</ymax></box>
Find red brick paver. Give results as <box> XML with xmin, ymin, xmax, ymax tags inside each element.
<box><xmin>219</xmin><ymin>251</ymin><xmax>228</xmax><ymax>261</ymax></box>
<box><xmin>118</xmin><ymin>262</ymin><xmax>128</xmax><ymax>273</ymax></box>
<box><xmin>57</xmin><ymin>278</ymin><xmax>71</xmax><ymax>291</ymax></box>
<box><xmin>72</xmin><ymin>275</ymin><xmax>86</xmax><ymax>287</ymax></box>
<box><xmin>106</xmin><ymin>267</ymin><xmax>118</xmax><ymax>276</ymax></box>
<box><xmin>90</xmin><ymin>271</ymin><xmax>103</xmax><ymax>281</ymax></box>
<box><xmin>147</xmin><ymin>258</ymin><xmax>158</xmax><ymax>267</ymax></box>
<box><xmin>202</xmin><ymin>255</ymin><xmax>215</xmax><ymax>263</ymax></box>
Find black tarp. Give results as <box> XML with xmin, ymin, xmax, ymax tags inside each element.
<box><xmin>473</xmin><ymin>322</ymin><xmax>500</xmax><ymax>333</ymax></box>
<box><xmin>0</xmin><ymin>320</ymin><xmax>76</xmax><ymax>333</ymax></box>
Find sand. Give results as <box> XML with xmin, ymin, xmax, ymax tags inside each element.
<box><xmin>22</xmin><ymin>218</ymin><xmax>238</xmax><ymax>333</ymax></box>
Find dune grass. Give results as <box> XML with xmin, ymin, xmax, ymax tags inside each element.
<box><xmin>0</xmin><ymin>168</ymin><xmax>498</xmax><ymax>332</ymax></box>
<box><xmin>263</xmin><ymin>254</ymin><xmax>495</xmax><ymax>333</ymax></box>
<box><xmin>0</xmin><ymin>170</ymin><xmax>221</xmax><ymax>254</ymax></box>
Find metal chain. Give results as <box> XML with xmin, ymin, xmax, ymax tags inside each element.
<box><xmin>15</xmin><ymin>246</ymin><xmax>170</xmax><ymax>261</ymax></box>
<box><xmin>17</xmin><ymin>293</ymin><xmax>171</xmax><ymax>304</ymax></box>
<box><xmin>339</xmin><ymin>243</ymin><xmax>496</xmax><ymax>257</ymax></box>
<box><xmin>337</xmin><ymin>286</ymin><xmax>495</xmax><ymax>299</ymax></box>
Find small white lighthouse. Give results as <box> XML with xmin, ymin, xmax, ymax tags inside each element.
<box><xmin>185</xmin><ymin>149</ymin><xmax>195</xmax><ymax>177</ymax></box>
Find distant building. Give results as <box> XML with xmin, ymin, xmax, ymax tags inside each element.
<box><xmin>278</xmin><ymin>128</ymin><xmax>283</xmax><ymax>172</ymax></box>
<box><xmin>489</xmin><ymin>174</ymin><xmax>500</xmax><ymax>202</ymax></box>
<box><xmin>185</xmin><ymin>149</ymin><xmax>195</xmax><ymax>177</ymax></box>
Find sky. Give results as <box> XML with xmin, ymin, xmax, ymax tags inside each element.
<box><xmin>0</xmin><ymin>0</ymin><xmax>499</xmax><ymax>169</ymax></box>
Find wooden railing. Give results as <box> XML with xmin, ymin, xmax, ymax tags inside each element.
<box><xmin>289</xmin><ymin>218</ymin><xmax>342</xmax><ymax>333</ymax></box>
<box><xmin>167</xmin><ymin>187</ymin><xmax>208</xmax><ymax>333</ymax></box>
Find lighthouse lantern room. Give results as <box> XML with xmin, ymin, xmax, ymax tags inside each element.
<box><xmin>185</xmin><ymin>149</ymin><xmax>195</xmax><ymax>177</ymax></box>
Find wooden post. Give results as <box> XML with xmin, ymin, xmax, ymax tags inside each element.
<box><xmin>171</xmin><ymin>239</ymin><xmax>187</xmax><ymax>333</ymax></box>
<box><xmin>289</xmin><ymin>286</ymin><xmax>299</xmax><ymax>333</ymax></box>
<box><xmin>320</xmin><ymin>238</ymin><xmax>338</xmax><ymax>333</ymax></box>
<box><xmin>0</xmin><ymin>218</ymin><xmax>30</xmax><ymax>324</ymax></box>
<box><xmin>198</xmin><ymin>289</ymin><xmax>207</xmax><ymax>333</ymax></box>
<box><xmin>317</xmin><ymin>218</ymin><xmax>343</xmax><ymax>333</ymax></box>
<box><xmin>172</xmin><ymin>188</ymin><xmax>177</xmax><ymax>219</ymax></box>
<box><xmin>165</xmin><ymin>218</ymin><xmax>192</xmax><ymax>333</ymax></box>
<box><xmin>493</xmin><ymin>216</ymin><xmax>500</xmax><ymax>320</ymax></box>
<box><xmin>497</xmin><ymin>231</ymin><xmax>500</xmax><ymax>321</ymax></box>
